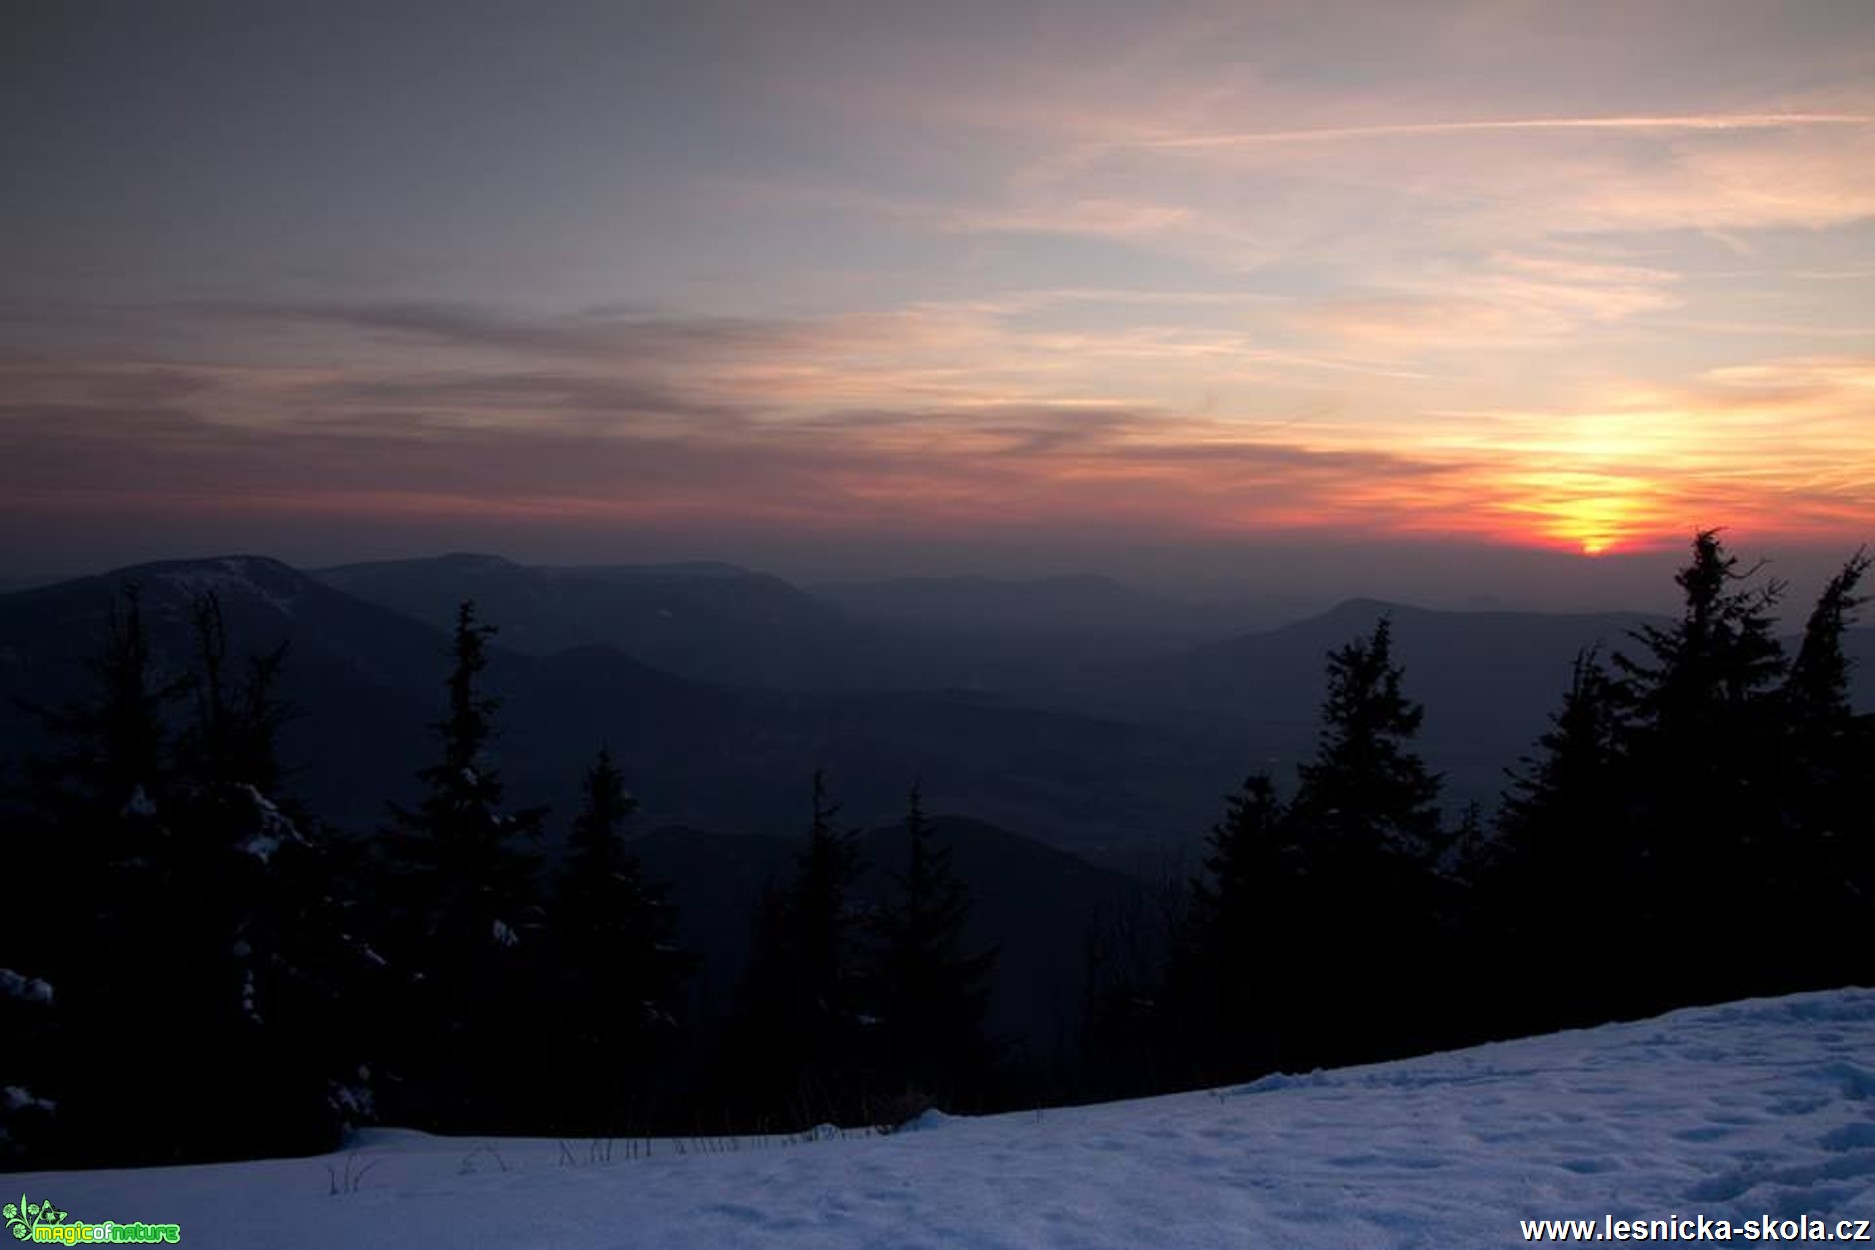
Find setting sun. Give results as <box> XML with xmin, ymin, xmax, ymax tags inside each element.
<box><xmin>4</xmin><ymin>4</ymin><xmax>1875</xmax><ymax>1230</ymax></box>
<box><xmin>0</xmin><ymin>0</ymin><xmax>1869</xmax><ymax>588</ymax></box>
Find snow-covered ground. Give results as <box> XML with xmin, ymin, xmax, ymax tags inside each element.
<box><xmin>9</xmin><ymin>990</ymin><xmax>1875</xmax><ymax>1247</ymax></box>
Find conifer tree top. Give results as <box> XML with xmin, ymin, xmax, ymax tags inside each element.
<box><xmin>433</xmin><ymin>600</ymin><xmax>499</xmax><ymax>775</ymax></box>
<box><xmin>1293</xmin><ymin>615</ymin><xmax>1442</xmax><ymax>859</ymax></box>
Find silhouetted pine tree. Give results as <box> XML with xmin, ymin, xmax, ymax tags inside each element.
<box><xmin>1174</xmin><ymin>773</ymin><xmax>1298</xmax><ymax>1079</ymax></box>
<box><xmin>14</xmin><ymin>587</ymin><xmax>182</xmax><ymax>932</ymax></box>
<box><xmin>720</xmin><ymin>771</ymin><xmax>870</xmax><ymax>1126</ymax></box>
<box><xmin>1489</xmin><ymin>648</ymin><xmax>1638</xmax><ymax>1028</ymax></box>
<box><xmin>786</xmin><ymin>770</ymin><xmax>871</xmax><ymax>1117</ymax></box>
<box><xmin>870</xmin><ymin>784</ymin><xmax>997</xmax><ymax>1114</ymax></box>
<box><xmin>1779</xmin><ymin>549</ymin><xmax>1872</xmax><ymax>984</ymax></box>
<box><xmin>1785</xmin><ymin>550</ymin><xmax>1868</xmax><ymax>729</ymax></box>
<box><xmin>8</xmin><ymin>588</ymin><xmax>367</xmax><ymax>1164</ymax></box>
<box><xmin>160</xmin><ymin>592</ymin><xmax>377</xmax><ymax>1159</ymax></box>
<box><xmin>546</xmin><ymin>747</ymin><xmax>690</xmax><ymax>1132</ymax></box>
<box><xmin>1501</xmin><ymin>651</ymin><xmax>1629</xmax><ymax>845</ymax></box>
<box><xmin>378</xmin><ymin>600</ymin><xmax>546</xmax><ymax>1130</ymax></box>
<box><xmin>1291</xmin><ymin>618</ymin><xmax>1444</xmax><ymax>871</ymax></box>
<box><xmin>10</xmin><ymin>586</ymin><xmax>189</xmax><ymax>1164</ymax></box>
<box><xmin>1284</xmin><ymin>616</ymin><xmax>1445</xmax><ymax>1064</ymax></box>
<box><xmin>1612</xmin><ymin>531</ymin><xmax>1789</xmax><ymax>1004</ymax></box>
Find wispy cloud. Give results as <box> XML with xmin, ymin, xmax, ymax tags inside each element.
<box><xmin>5</xmin><ymin>2</ymin><xmax>1874</xmax><ymax>571</ymax></box>
<box><xmin>1135</xmin><ymin>112</ymin><xmax>1875</xmax><ymax>150</ymax></box>
<box><xmin>6</xmin><ymin>291</ymin><xmax>1868</xmax><ymax>559</ymax></box>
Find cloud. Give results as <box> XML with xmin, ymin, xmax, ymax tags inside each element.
<box><xmin>2</xmin><ymin>282</ymin><xmax>1868</xmax><ymax>561</ymax></box>
<box><xmin>1286</xmin><ymin>253</ymin><xmax>1685</xmax><ymax>351</ymax></box>
<box><xmin>1135</xmin><ymin>112</ymin><xmax>1875</xmax><ymax>150</ymax></box>
<box><xmin>942</xmin><ymin>198</ymin><xmax>1199</xmax><ymax>240</ymax></box>
<box><xmin>0</xmin><ymin>331</ymin><xmax>1481</xmax><ymax>546</ymax></box>
<box><xmin>193</xmin><ymin>300</ymin><xmax>823</xmax><ymax>363</ymax></box>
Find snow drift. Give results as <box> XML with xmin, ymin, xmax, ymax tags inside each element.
<box><xmin>8</xmin><ymin>989</ymin><xmax>1875</xmax><ymax>1248</ymax></box>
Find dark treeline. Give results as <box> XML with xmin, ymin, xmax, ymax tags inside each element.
<box><xmin>2</xmin><ymin>530</ymin><xmax>1871</xmax><ymax>1168</ymax></box>
<box><xmin>1094</xmin><ymin>531</ymin><xmax>1875</xmax><ymax>1098</ymax></box>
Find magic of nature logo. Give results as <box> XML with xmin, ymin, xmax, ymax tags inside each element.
<box><xmin>5</xmin><ymin>1196</ymin><xmax>181</xmax><ymax>1244</ymax></box>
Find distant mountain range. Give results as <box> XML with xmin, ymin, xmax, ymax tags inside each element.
<box><xmin>315</xmin><ymin>554</ymin><xmax>863</xmax><ymax>689</ymax></box>
<box><xmin>313</xmin><ymin>557</ymin><xmax>1254</xmax><ymax>693</ymax></box>
<box><xmin>0</xmin><ymin>556</ymin><xmax>1232</xmax><ymax>860</ymax></box>
<box><xmin>810</xmin><ymin>573</ymin><xmax>1251</xmax><ymax>642</ymax></box>
<box><xmin>3</xmin><ymin>554</ymin><xmax>1869</xmax><ymax>868</ymax></box>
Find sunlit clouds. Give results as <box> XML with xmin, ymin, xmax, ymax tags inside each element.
<box><xmin>1</xmin><ymin>0</ymin><xmax>1871</xmax><ymax>577</ymax></box>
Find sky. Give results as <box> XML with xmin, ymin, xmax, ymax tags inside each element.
<box><xmin>3</xmin><ymin>0</ymin><xmax>1872</xmax><ymax>603</ymax></box>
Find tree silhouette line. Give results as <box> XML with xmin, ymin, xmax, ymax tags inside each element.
<box><xmin>1</xmin><ymin>530</ymin><xmax>1869</xmax><ymax>1167</ymax></box>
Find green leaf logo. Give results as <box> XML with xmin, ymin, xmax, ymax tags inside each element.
<box><xmin>4</xmin><ymin>1195</ymin><xmax>65</xmax><ymax>1240</ymax></box>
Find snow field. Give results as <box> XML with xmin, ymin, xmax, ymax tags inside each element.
<box><xmin>9</xmin><ymin>989</ymin><xmax>1875</xmax><ymax>1248</ymax></box>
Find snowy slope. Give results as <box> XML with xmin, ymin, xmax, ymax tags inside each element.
<box><xmin>9</xmin><ymin>990</ymin><xmax>1875</xmax><ymax>1248</ymax></box>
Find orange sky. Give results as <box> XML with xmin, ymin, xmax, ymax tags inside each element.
<box><xmin>1</xmin><ymin>1</ymin><xmax>1871</xmax><ymax>582</ymax></box>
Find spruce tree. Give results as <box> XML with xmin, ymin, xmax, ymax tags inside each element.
<box><xmin>795</xmin><ymin>772</ymin><xmax>860</xmax><ymax>992</ymax></box>
<box><xmin>1614</xmin><ymin>530</ymin><xmax>1789</xmax><ymax>814</ymax></box>
<box><xmin>1612</xmin><ymin>531</ymin><xmax>1788</xmax><ymax>1003</ymax></box>
<box><xmin>10</xmin><ymin>587</ymin><xmax>363</xmax><ymax>1163</ymax></box>
<box><xmin>1291</xmin><ymin>617</ymin><xmax>1443</xmax><ymax>877</ymax></box>
<box><xmin>384</xmin><ymin>601</ymin><xmax>544</xmax><ymax>954</ymax></box>
<box><xmin>1785</xmin><ymin>549</ymin><xmax>1869</xmax><ymax>726</ymax></box>
<box><xmin>12</xmin><ymin>586</ymin><xmax>188</xmax><ymax>1163</ymax></box>
<box><xmin>720</xmin><ymin>770</ymin><xmax>867</xmax><ymax>1127</ymax></box>
<box><xmin>871</xmin><ymin>784</ymin><xmax>997</xmax><ymax>1113</ymax></box>
<box><xmin>787</xmin><ymin>770</ymin><xmax>868</xmax><ymax>1115</ymax></box>
<box><xmin>1501</xmin><ymin>651</ymin><xmax>1628</xmax><ymax>844</ymax></box>
<box><xmin>162</xmin><ymin>592</ymin><xmax>371</xmax><ymax>1159</ymax></box>
<box><xmin>18</xmin><ymin>585</ymin><xmax>182</xmax><ymax>843</ymax></box>
<box><xmin>1178</xmin><ymin>773</ymin><xmax>1298</xmax><ymax>1079</ymax></box>
<box><xmin>1284</xmin><ymin>616</ymin><xmax>1444</xmax><ymax>1064</ymax></box>
<box><xmin>379</xmin><ymin>600</ymin><xmax>545</xmax><ymax>1130</ymax></box>
<box><xmin>548</xmin><ymin>747</ymin><xmax>689</xmax><ymax>1132</ymax></box>
<box><xmin>1491</xmin><ymin>649</ymin><xmax>1636</xmax><ymax>1027</ymax></box>
<box><xmin>1780</xmin><ymin>549</ymin><xmax>1872</xmax><ymax>984</ymax></box>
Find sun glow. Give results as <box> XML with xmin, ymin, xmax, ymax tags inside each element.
<box><xmin>1490</xmin><ymin>469</ymin><xmax>1661</xmax><ymax>557</ymax></box>
<box><xmin>1550</xmin><ymin>494</ymin><xmax>1639</xmax><ymax>556</ymax></box>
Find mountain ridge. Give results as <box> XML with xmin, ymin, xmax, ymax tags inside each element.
<box><xmin>0</xmin><ymin>556</ymin><xmax>1233</xmax><ymax>858</ymax></box>
<box><xmin>5</xmin><ymin>555</ymin><xmax>1867</xmax><ymax>857</ymax></box>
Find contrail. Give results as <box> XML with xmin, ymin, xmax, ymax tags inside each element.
<box><xmin>1141</xmin><ymin>113</ymin><xmax>1875</xmax><ymax>149</ymax></box>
